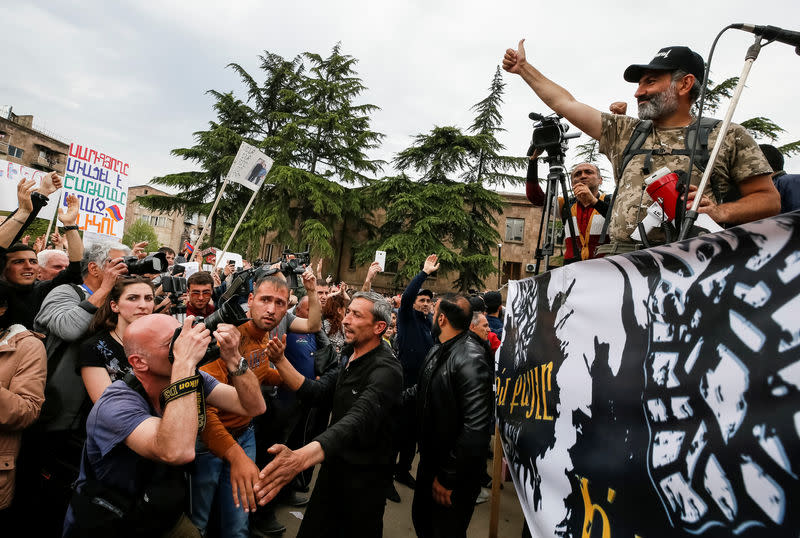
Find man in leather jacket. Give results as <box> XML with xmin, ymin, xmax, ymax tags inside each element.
<box><xmin>407</xmin><ymin>294</ymin><xmax>493</xmax><ymax>537</ymax></box>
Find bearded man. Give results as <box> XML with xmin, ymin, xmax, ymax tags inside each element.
<box><xmin>503</xmin><ymin>42</ymin><xmax>778</xmax><ymax>253</ymax></box>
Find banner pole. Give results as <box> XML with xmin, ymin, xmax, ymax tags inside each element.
<box><xmin>215</xmin><ymin>188</ymin><xmax>258</xmax><ymax>269</ymax></box>
<box><xmin>488</xmin><ymin>423</ymin><xmax>503</xmax><ymax>538</ymax></box>
<box><xmin>191</xmin><ymin>175</ymin><xmax>230</xmax><ymax>261</ymax></box>
<box><xmin>43</xmin><ymin>188</ymin><xmax>62</xmax><ymax>244</ymax></box>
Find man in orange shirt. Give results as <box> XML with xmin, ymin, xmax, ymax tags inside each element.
<box><xmin>190</xmin><ymin>270</ymin><xmax>321</xmax><ymax>537</ymax></box>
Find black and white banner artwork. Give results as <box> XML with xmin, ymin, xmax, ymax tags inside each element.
<box><xmin>497</xmin><ymin>212</ymin><xmax>800</xmax><ymax>537</ymax></box>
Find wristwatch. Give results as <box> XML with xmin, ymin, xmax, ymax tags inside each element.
<box><xmin>228</xmin><ymin>357</ymin><xmax>249</xmax><ymax>377</ymax></box>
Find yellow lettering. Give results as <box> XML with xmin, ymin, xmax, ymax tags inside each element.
<box><xmin>509</xmin><ymin>378</ymin><xmax>523</xmax><ymax>414</ymax></box>
<box><xmin>534</xmin><ymin>366</ymin><xmax>541</xmax><ymax>419</ymax></box>
<box><xmin>520</xmin><ymin>372</ymin><xmax>530</xmax><ymax>411</ymax></box>
<box><xmin>578</xmin><ymin>476</ymin><xmax>611</xmax><ymax>538</ymax></box>
<box><xmin>542</xmin><ymin>362</ymin><xmax>553</xmax><ymax>421</ymax></box>
<box><xmin>499</xmin><ymin>377</ymin><xmax>511</xmax><ymax>406</ymax></box>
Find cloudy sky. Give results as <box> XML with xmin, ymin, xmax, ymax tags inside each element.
<box><xmin>3</xmin><ymin>0</ymin><xmax>798</xmax><ymax>194</ymax></box>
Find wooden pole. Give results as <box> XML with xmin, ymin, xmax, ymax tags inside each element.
<box><xmin>488</xmin><ymin>423</ymin><xmax>503</xmax><ymax>538</ymax></box>
<box><xmin>43</xmin><ymin>188</ymin><xmax>61</xmax><ymax>244</ymax></box>
<box><xmin>191</xmin><ymin>175</ymin><xmax>231</xmax><ymax>260</ymax></box>
<box><xmin>215</xmin><ymin>187</ymin><xmax>258</xmax><ymax>269</ymax></box>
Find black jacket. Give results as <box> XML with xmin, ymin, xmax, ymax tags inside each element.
<box><xmin>410</xmin><ymin>331</ymin><xmax>493</xmax><ymax>491</ymax></box>
<box><xmin>297</xmin><ymin>339</ymin><xmax>402</xmax><ymax>467</ymax></box>
<box><xmin>395</xmin><ymin>271</ymin><xmax>434</xmax><ymax>387</ymax></box>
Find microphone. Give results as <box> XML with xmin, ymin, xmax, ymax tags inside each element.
<box><xmin>733</xmin><ymin>24</ymin><xmax>800</xmax><ymax>51</ymax></box>
<box><xmin>528</xmin><ymin>112</ymin><xmax>546</xmax><ymax>122</ymax></box>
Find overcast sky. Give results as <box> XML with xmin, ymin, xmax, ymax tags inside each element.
<box><xmin>3</xmin><ymin>0</ymin><xmax>798</xmax><ymax>195</ymax></box>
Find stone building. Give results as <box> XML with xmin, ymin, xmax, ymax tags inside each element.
<box><xmin>0</xmin><ymin>106</ymin><xmax>68</xmax><ymax>173</ymax></box>
<box><xmin>123</xmin><ymin>185</ymin><xmax>201</xmax><ymax>250</ymax></box>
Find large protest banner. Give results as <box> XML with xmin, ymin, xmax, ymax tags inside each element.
<box><xmin>63</xmin><ymin>143</ymin><xmax>130</xmax><ymax>240</ymax></box>
<box><xmin>0</xmin><ymin>159</ymin><xmax>60</xmax><ymax>220</ymax></box>
<box><xmin>498</xmin><ymin>212</ymin><xmax>800</xmax><ymax>537</ymax></box>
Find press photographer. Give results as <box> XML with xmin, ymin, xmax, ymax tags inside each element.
<box><xmin>64</xmin><ymin>314</ymin><xmax>265</xmax><ymax>537</ymax></box>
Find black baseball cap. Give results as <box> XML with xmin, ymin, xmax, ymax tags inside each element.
<box><xmin>623</xmin><ymin>46</ymin><xmax>705</xmax><ymax>83</ymax></box>
<box><xmin>417</xmin><ymin>288</ymin><xmax>433</xmax><ymax>298</ymax></box>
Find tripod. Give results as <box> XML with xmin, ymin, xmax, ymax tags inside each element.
<box><xmin>533</xmin><ymin>151</ymin><xmax>580</xmax><ymax>274</ymax></box>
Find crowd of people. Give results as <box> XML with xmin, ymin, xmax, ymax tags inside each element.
<box><xmin>0</xmin><ymin>174</ymin><xmax>501</xmax><ymax>538</ymax></box>
<box><xmin>1</xmin><ymin>37</ymin><xmax>798</xmax><ymax>538</ymax></box>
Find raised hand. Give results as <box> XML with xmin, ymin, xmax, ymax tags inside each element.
<box><xmin>58</xmin><ymin>194</ymin><xmax>80</xmax><ymax>226</ymax></box>
<box><xmin>16</xmin><ymin>178</ymin><xmax>37</xmax><ymax>214</ymax></box>
<box><xmin>37</xmin><ymin>171</ymin><xmax>62</xmax><ymax>196</ymax></box>
<box><xmin>502</xmin><ymin>39</ymin><xmax>527</xmax><ymax>74</ymax></box>
<box><xmin>609</xmin><ymin>101</ymin><xmax>628</xmax><ymax>115</ymax></box>
<box><xmin>422</xmin><ymin>254</ymin><xmax>440</xmax><ymax>275</ymax></box>
<box><xmin>264</xmin><ymin>334</ymin><xmax>287</xmax><ymax>364</ymax></box>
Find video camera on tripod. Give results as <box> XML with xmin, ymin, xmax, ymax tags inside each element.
<box><xmin>527</xmin><ymin>112</ymin><xmax>581</xmax><ymax>158</ymax></box>
<box><xmin>527</xmin><ymin>113</ymin><xmax>582</xmax><ymax>272</ymax></box>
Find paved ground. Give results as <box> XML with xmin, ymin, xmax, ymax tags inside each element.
<box><xmin>273</xmin><ymin>453</ymin><xmax>525</xmax><ymax>537</ymax></box>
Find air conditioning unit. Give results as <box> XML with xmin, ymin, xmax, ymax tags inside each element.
<box><xmin>525</xmin><ymin>263</ymin><xmax>535</xmax><ymax>273</ymax></box>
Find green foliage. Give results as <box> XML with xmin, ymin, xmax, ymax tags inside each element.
<box><xmin>138</xmin><ymin>91</ymin><xmax>252</xmax><ymax>245</ymax></box>
<box><xmin>361</xmin><ymin>67</ymin><xmax>515</xmax><ymax>292</ymax></box>
<box><xmin>697</xmin><ymin>76</ymin><xmax>738</xmax><ymax>116</ymax></box>
<box><xmin>146</xmin><ymin>44</ymin><xmax>384</xmax><ymax>258</ymax></box>
<box><xmin>700</xmin><ymin>76</ymin><xmax>799</xmax><ymax>152</ymax></box>
<box><xmin>122</xmin><ymin>218</ymin><xmax>159</xmax><ymax>247</ymax></box>
<box><xmin>778</xmin><ymin>141</ymin><xmax>800</xmax><ymax>158</ymax></box>
<box><xmin>739</xmin><ymin>117</ymin><xmax>785</xmax><ymax>140</ymax></box>
<box><xmin>466</xmin><ymin>66</ymin><xmax>527</xmax><ymax>185</ymax></box>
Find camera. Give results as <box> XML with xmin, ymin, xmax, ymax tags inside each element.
<box><xmin>527</xmin><ymin>112</ymin><xmax>580</xmax><ymax>157</ymax></box>
<box><xmin>198</xmin><ymin>297</ymin><xmax>249</xmax><ymax>334</ymax></box>
<box><xmin>122</xmin><ymin>252</ymin><xmax>168</xmax><ymax>275</ymax></box>
<box><xmin>151</xmin><ymin>273</ymin><xmax>188</xmax><ymax>316</ymax></box>
<box><xmin>167</xmin><ymin>297</ymin><xmax>250</xmax><ymax>368</ymax></box>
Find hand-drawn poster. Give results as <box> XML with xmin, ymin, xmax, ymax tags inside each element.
<box><xmin>0</xmin><ymin>159</ymin><xmax>60</xmax><ymax>220</ymax></box>
<box><xmin>498</xmin><ymin>212</ymin><xmax>800</xmax><ymax>537</ymax></box>
<box><xmin>63</xmin><ymin>143</ymin><xmax>129</xmax><ymax>239</ymax></box>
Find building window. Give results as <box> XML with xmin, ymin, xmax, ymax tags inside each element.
<box><xmin>505</xmin><ymin>217</ymin><xmax>524</xmax><ymax>242</ymax></box>
<box><xmin>384</xmin><ymin>259</ymin><xmax>399</xmax><ymax>274</ymax></box>
<box><xmin>348</xmin><ymin>247</ymin><xmax>357</xmax><ymax>271</ymax></box>
<box><xmin>8</xmin><ymin>145</ymin><xmax>23</xmax><ymax>158</ymax></box>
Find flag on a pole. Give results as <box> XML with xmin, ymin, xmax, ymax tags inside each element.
<box><xmin>227</xmin><ymin>142</ymin><xmax>274</xmax><ymax>192</ymax></box>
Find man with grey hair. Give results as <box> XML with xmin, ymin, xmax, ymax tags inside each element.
<box><xmin>17</xmin><ymin>240</ymin><xmax>130</xmax><ymax>532</ymax></box>
<box><xmin>503</xmin><ymin>41</ymin><xmax>779</xmax><ymax>254</ymax></box>
<box><xmin>253</xmin><ymin>291</ymin><xmax>402</xmax><ymax>537</ymax></box>
<box><xmin>36</xmin><ymin>248</ymin><xmax>70</xmax><ymax>282</ymax></box>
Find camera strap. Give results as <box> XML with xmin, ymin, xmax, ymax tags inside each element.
<box><xmin>159</xmin><ymin>374</ymin><xmax>207</xmax><ymax>431</ymax></box>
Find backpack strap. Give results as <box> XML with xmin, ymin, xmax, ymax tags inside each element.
<box><xmin>601</xmin><ymin>120</ymin><xmax>654</xmax><ymax>244</ymax></box>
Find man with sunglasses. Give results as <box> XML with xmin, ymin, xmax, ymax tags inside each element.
<box><xmin>186</xmin><ymin>271</ymin><xmax>216</xmax><ymax>317</ymax></box>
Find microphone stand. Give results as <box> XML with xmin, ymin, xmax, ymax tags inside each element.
<box><xmin>678</xmin><ymin>34</ymin><xmax>765</xmax><ymax>241</ymax></box>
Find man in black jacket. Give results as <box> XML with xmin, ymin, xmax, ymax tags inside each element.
<box><xmin>409</xmin><ymin>294</ymin><xmax>493</xmax><ymax>538</ymax></box>
<box><xmin>253</xmin><ymin>291</ymin><xmax>402</xmax><ymax>538</ymax></box>
<box><xmin>393</xmin><ymin>254</ymin><xmax>438</xmax><ymax>494</ymax></box>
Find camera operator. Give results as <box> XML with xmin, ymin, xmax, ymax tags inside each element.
<box><xmin>503</xmin><ymin>41</ymin><xmax>779</xmax><ymax>253</ymax></box>
<box><xmin>191</xmin><ymin>268</ymin><xmax>321</xmax><ymax>537</ymax></box>
<box><xmin>14</xmin><ymin>241</ymin><xmax>130</xmax><ymax>534</ymax></box>
<box><xmin>63</xmin><ymin>314</ymin><xmax>265</xmax><ymax>537</ymax></box>
<box><xmin>0</xmin><ymin>192</ymin><xmax>84</xmax><ymax>330</ymax></box>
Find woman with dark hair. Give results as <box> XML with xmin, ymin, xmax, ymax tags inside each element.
<box><xmin>321</xmin><ymin>292</ymin><xmax>347</xmax><ymax>353</ymax></box>
<box><xmin>78</xmin><ymin>276</ymin><xmax>155</xmax><ymax>402</ymax></box>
